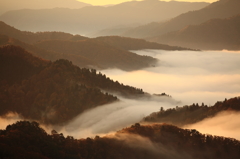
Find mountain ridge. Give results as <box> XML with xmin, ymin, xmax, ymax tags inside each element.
<box><xmin>123</xmin><ymin>0</ymin><xmax>240</xmax><ymax>39</ymax></box>
<box><xmin>0</xmin><ymin>1</ymin><xmax>209</xmax><ymax>35</ymax></box>
<box><xmin>149</xmin><ymin>14</ymin><xmax>240</xmax><ymax>50</ymax></box>
<box><xmin>0</xmin><ymin>21</ymin><xmax>196</xmax><ymax>71</ymax></box>
<box><xmin>0</xmin><ymin>0</ymin><xmax>91</xmax><ymax>15</ymax></box>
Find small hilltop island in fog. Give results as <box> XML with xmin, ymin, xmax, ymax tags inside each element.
<box><xmin>0</xmin><ymin>0</ymin><xmax>240</xmax><ymax>158</ymax></box>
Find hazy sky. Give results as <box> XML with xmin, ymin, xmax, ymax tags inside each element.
<box><xmin>77</xmin><ymin>0</ymin><xmax>218</xmax><ymax>5</ymax></box>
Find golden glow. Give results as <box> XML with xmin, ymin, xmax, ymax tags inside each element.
<box><xmin>77</xmin><ymin>0</ymin><xmax>218</xmax><ymax>6</ymax></box>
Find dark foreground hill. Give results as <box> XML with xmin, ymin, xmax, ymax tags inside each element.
<box><xmin>143</xmin><ymin>97</ymin><xmax>240</xmax><ymax>126</ymax></box>
<box><xmin>0</xmin><ymin>45</ymin><xmax>148</xmax><ymax>125</ymax></box>
<box><xmin>150</xmin><ymin>14</ymin><xmax>240</xmax><ymax>50</ymax></box>
<box><xmin>0</xmin><ymin>44</ymin><xmax>49</xmax><ymax>84</ymax></box>
<box><xmin>1</xmin><ymin>121</ymin><xmax>240</xmax><ymax>159</ymax></box>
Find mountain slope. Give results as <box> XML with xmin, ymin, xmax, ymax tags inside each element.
<box><xmin>124</xmin><ymin>0</ymin><xmax>240</xmax><ymax>39</ymax></box>
<box><xmin>0</xmin><ymin>21</ymin><xmax>193</xmax><ymax>51</ymax></box>
<box><xmin>34</xmin><ymin>39</ymin><xmax>158</xmax><ymax>71</ymax></box>
<box><xmin>0</xmin><ymin>22</ymin><xmax>158</xmax><ymax>71</ymax></box>
<box><xmin>0</xmin><ymin>46</ymin><xmax>114</xmax><ymax>124</ymax></box>
<box><xmin>0</xmin><ymin>45</ymin><xmax>49</xmax><ymax>84</ymax></box>
<box><xmin>0</xmin><ymin>45</ymin><xmax>152</xmax><ymax>124</ymax></box>
<box><xmin>0</xmin><ymin>34</ymin><xmax>158</xmax><ymax>71</ymax></box>
<box><xmin>0</xmin><ymin>21</ymin><xmax>88</xmax><ymax>44</ymax></box>
<box><xmin>0</xmin><ymin>34</ymin><xmax>99</xmax><ymax>68</ymax></box>
<box><xmin>150</xmin><ymin>14</ymin><xmax>240</xmax><ymax>50</ymax></box>
<box><xmin>0</xmin><ymin>1</ymin><xmax>209</xmax><ymax>35</ymax></box>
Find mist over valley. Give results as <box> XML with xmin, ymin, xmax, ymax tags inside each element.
<box><xmin>1</xmin><ymin>0</ymin><xmax>240</xmax><ymax>158</ymax></box>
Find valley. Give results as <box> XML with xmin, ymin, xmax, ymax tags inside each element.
<box><xmin>0</xmin><ymin>0</ymin><xmax>240</xmax><ymax>158</ymax></box>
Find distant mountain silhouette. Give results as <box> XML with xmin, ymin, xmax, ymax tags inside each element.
<box><xmin>0</xmin><ymin>20</ymin><xmax>193</xmax><ymax>51</ymax></box>
<box><xmin>0</xmin><ymin>21</ymin><xmax>160</xmax><ymax>71</ymax></box>
<box><xmin>0</xmin><ymin>21</ymin><xmax>88</xmax><ymax>44</ymax></box>
<box><xmin>0</xmin><ymin>1</ymin><xmax>209</xmax><ymax>35</ymax></box>
<box><xmin>94</xmin><ymin>36</ymin><xmax>195</xmax><ymax>51</ymax></box>
<box><xmin>34</xmin><ymin>39</ymin><xmax>158</xmax><ymax>71</ymax></box>
<box><xmin>124</xmin><ymin>0</ymin><xmax>240</xmax><ymax>39</ymax></box>
<box><xmin>1</xmin><ymin>121</ymin><xmax>240</xmax><ymax>159</ymax></box>
<box><xmin>87</xmin><ymin>24</ymin><xmax>137</xmax><ymax>37</ymax></box>
<box><xmin>0</xmin><ymin>0</ymin><xmax>91</xmax><ymax>15</ymax></box>
<box><xmin>143</xmin><ymin>97</ymin><xmax>240</xmax><ymax>126</ymax></box>
<box><xmin>150</xmin><ymin>14</ymin><xmax>240</xmax><ymax>50</ymax></box>
<box><xmin>0</xmin><ymin>34</ymin><xmax>98</xmax><ymax>68</ymax></box>
<box><xmin>0</xmin><ymin>21</ymin><xmax>197</xmax><ymax>71</ymax></box>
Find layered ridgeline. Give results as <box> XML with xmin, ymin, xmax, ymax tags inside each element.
<box><xmin>150</xmin><ymin>14</ymin><xmax>240</xmax><ymax>50</ymax></box>
<box><xmin>33</xmin><ymin>39</ymin><xmax>157</xmax><ymax>71</ymax></box>
<box><xmin>0</xmin><ymin>21</ymin><xmax>88</xmax><ymax>44</ymax></box>
<box><xmin>1</xmin><ymin>121</ymin><xmax>240</xmax><ymax>159</ymax></box>
<box><xmin>0</xmin><ymin>0</ymin><xmax>209</xmax><ymax>35</ymax></box>
<box><xmin>0</xmin><ymin>0</ymin><xmax>91</xmax><ymax>15</ymax></box>
<box><xmin>0</xmin><ymin>21</ymin><xmax>157</xmax><ymax>71</ymax></box>
<box><xmin>94</xmin><ymin>36</ymin><xmax>192</xmax><ymax>51</ymax></box>
<box><xmin>0</xmin><ymin>45</ymin><xmax>149</xmax><ymax>125</ymax></box>
<box><xmin>143</xmin><ymin>97</ymin><xmax>240</xmax><ymax>127</ymax></box>
<box><xmin>0</xmin><ymin>21</ymin><xmax>193</xmax><ymax>71</ymax></box>
<box><xmin>123</xmin><ymin>0</ymin><xmax>240</xmax><ymax>40</ymax></box>
<box><xmin>0</xmin><ymin>35</ymin><xmax>157</xmax><ymax>71</ymax></box>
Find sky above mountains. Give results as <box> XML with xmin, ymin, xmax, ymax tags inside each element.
<box><xmin>77</xmin><ymin>0</ymin><xmax>218</xmax><ymax>5</ymax></box>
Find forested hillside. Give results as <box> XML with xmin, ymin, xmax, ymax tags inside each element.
<box><xmin>143</xmin><ymin>97</ymin><xmax>240</xmax><ymax>126</ymax></box>
<box><xmin>0</xmin><ymin>44</ymin><xmax>49</xmax><ymax>84</ymax></box>
<box><xmin>1</xmin><ymin>121</ymin><xmax>240</xmax><ymax>159</ymax></box>
<box><xmin>0</xmin><ymin>45</ymin><xmax>148</xmax><ymax>125</ymax></box>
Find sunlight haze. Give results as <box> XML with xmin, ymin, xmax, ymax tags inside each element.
<box><xmin>1</xmin><ymin>0</ymin><xmax>240</xmax><ymax>157</ymax></box>
<box><xmin>77</xmin><ymin>0</ymin><xmax>218</xmax><ymax>5</ymax></box>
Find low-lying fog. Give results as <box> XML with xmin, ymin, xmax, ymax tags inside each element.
<box><xmin>1</xmin><ymin>50</ymin><xmax>240</xmax><ymax>140</ymax></box>
<box><xmin>103</xmin><ymin>50</ymin><xmax>240</xmax><ymax>106</ymax></box>
<box><xmin>62</xmin><ymin>98</ymin><xmax>174</xmax><ymax>138</ymax></box>
<box><xmin>61</xmin><ymin>50</ymin><xmax>240</xmax><ymax>138</ymax></box>
<box><xmin>185</xmin><ymin>111</ymin><xmax>240</xmax><ymax>140</ymax></box>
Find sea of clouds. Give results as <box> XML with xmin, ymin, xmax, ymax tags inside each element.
<box><xmin>1</xmin><ymin>50</ymin><xmax>240</xmax><ymax>140</ymax></box>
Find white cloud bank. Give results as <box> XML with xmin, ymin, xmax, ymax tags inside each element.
<box><xmin>185</xmin><ymin>111</ymin><xmax>240</xmax><ymax>140</ymax></box>
<box><xmin>1</xmin><ymin>50</ymin><xmax>240</xmax><ymax>140</ymax></box>
<box><xmin>103</xmin><ymin>50</ymin><xmax>240</xmax><ymax>105</ymax></box>
<box><xmin>60</xmin><ymin>50</ymin><xmax>240</xmax><ymax>138</ymax></box>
